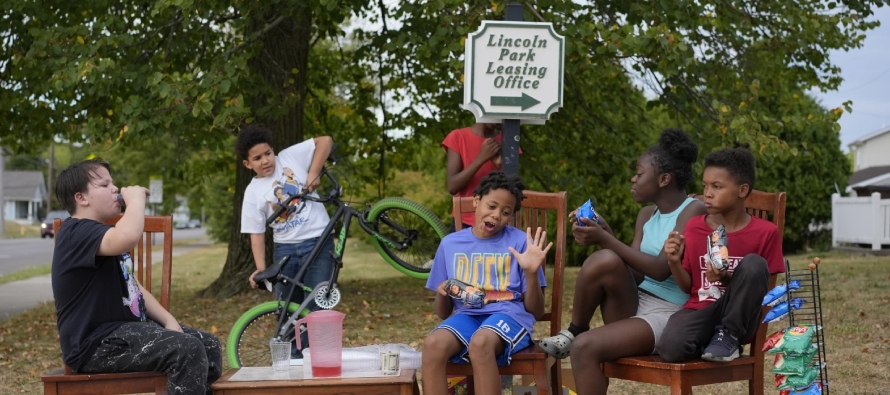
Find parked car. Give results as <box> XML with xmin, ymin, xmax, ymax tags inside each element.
<box><xmin>187</xmin><ymin>219</ymin><xmax>201</xmax><ymax>229</ymax></box>
<box><xmin>41</xmin><ymin>210</ymin><xmax>71</xmax><ymax>238</ymax></box>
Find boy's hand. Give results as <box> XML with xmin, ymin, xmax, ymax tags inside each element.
<box><xmin>571</xmin><ymin>217</ymin><xmax>608</xmax><ymax>246</ymax></box>
<box><xmin>491</xmin><ymin>153</ymin><xmax>502</xmax><ymax>169</ymax></box>
<box><xmin>436</xmin><ymin>280</ymin><xmax>450</xmax><ymax>296</ymax></box>
<box><xmin>120</xmin><ymin>186</ymin><xmax>150</xmax><ymax>205</ymax></box>
<box><xmin>304</xmin><ymin>172</ymin><xmax>320</xmax><ymax>192</ymax></box>
<box><xmin>664</xmin><ymin>231</ymin><xmax>685</xmax><ymax>265</ymax></box>
<box><xmin>508</xmin><ymin>227</ymin><xmax>553</xmax><ymax>272</ymax></box>
<box><xmin>705</xmin><ymin>262</ymin><xmax>725</xmax><ymax>283</ymax></box>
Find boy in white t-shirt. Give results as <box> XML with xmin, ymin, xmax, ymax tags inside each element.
<box><xmin>236</xmin><ymin>125</ymin><xmax>334</xmax><ymax>315</ymax></box>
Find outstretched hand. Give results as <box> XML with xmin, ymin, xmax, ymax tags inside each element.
<box><xmin>508</xmin><ymin>227</ymin><xmax>553</xmax><ymax>273</ymax></box>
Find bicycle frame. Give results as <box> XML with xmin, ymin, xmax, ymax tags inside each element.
<box><xmin>266</xmin><ymin>166</ymin><xmax>424</xmax><ymax>339</ymax></box>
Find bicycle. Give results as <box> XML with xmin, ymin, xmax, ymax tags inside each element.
<box><xmin>226</xmin><ymin>147</ymin><xmax>448</xmax><ymax>368</ymax></box>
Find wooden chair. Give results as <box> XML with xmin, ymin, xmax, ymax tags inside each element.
<box><xmin>42</xmin><ymin>215</ymin><xmax>175</xmax><ymax>395</ymax></box>
<box><xmin>601</xmin><ymin>190</ymin><xmax>787</xmax><ymax>395</ymax></box>
<box><xmin>448</xmin><ymin>191</ymin><xmax>568</xmax><ymax>395</ymax></box>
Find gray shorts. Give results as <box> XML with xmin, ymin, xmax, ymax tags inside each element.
<box><xmin>632</xmin><ymin>290</ymin><xmax>682</xmax><ymax>354</ymax></box>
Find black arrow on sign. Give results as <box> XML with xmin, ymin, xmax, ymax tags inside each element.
<box><xmin>490</xmin><ymin>93</ymin><xmax>540</xmax><ymax>110</ymax></box>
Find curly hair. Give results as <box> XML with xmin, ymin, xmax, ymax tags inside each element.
<box><xmin>235</xmin><ymin>124</ymin><xmax>273</xmax><ymax>161</ymax></box>
<box><xmin>704</xmin><ymin>146</ymin><xmax>756</xmax><ymax>194</ymax></box>
<box><xmin>473</xmin><ymin>171</ymin><xmax>526</xmax><ymax>211</ymax></box>
<box><xmin>644</xmin><ymin>128</ymin><xmax>699</xmax><ymax>190</ymax></box>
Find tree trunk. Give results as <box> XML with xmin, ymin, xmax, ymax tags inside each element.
<box><xmin>200</xmin><ymin>4</ymin><xmax>312</xmax><ymax>299</ymax></box>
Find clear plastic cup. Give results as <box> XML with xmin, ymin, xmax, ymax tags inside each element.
<box><xmin>270</xmin><ymin>339</ymin><xmax>291</xmax><ymax>372</ymax></box>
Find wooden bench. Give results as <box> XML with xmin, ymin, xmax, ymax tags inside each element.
<box><xmin>601</xmin><ymin>190</ymin><xmax>787</xmax><ymax>395</ymax></box>
<box><xmin>447</xmin><ymin>191</ymin><xmax>568</xmax><ymax>395</ymax></box>
<box><xmin>42</xmin><ymin>215</ymin><xmax>174</xmax><ymax>395</ymax></box>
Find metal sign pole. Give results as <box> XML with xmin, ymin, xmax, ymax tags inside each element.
<box><xmin>501</xmin><ymin>2</ymin><xmax>524</xmax><ymax>177</ymax></box>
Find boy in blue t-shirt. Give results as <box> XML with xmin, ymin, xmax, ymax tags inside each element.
<box><xmin>422</xmin><ymin>172</ymin><xmax>552</xmax><ymax>395</ymax></box>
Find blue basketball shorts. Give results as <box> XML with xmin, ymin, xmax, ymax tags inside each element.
<box><xmin>434</xmin><ymin>313</ymin><xmax>533</xmax><ymax>366</ymax></box>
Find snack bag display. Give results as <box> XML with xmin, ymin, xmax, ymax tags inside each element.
<box><xmin>763</xmin><ymin>298</ymin><xmax>806</xmax><ymax>323</ymax></box>
<box><xmin>707</xmin><ymin>224</ymin><xmax>729</xmax><ymax>271</ymax></box>
<box><xmin>772</xmin><ymin>344</ymin><xmax>818</xmax><ymax>375</ymax></box>
<box><xmin>443</xmin><ymin>278</ymin><xmax>485</xmax><ymax>308</ymax></box>
<box><xmin>762</xmin><ymin>328</ymin><xmax>788</xmax><ymax>352</ymax></box>
<box><xmin>576</xmin><ymin>199</ymin><xmax>601</xmax><ymax>226</ymax></box>
<box><xmin>762</xmin><ymin>280</ymin><xmax>802</xmax><ymax>307</ymax></box>
<box><xmin>776</xmin><ymin>365</ymin><xmax>821</xmax><ymax>390</ymax></box>
<box><xmin>769</xmin><ymin>325</ymin><xmax>819</xmax><ymax>355</ymax></box>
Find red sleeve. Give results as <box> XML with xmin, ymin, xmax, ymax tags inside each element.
<box><xmin>761</xmin><ymin>224</ymin><xmax>785</xmax><ymax>274</ymax></box>
<box><xmin>442</xmin><ymin>128</ymin><xmax>465</xmax><ymax>154</ymax></box>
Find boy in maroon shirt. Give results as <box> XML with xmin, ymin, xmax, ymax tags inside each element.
<box><xmin>658</xmin><ymin>147</ymin><xmax>784</xmax><ymax>362</ymax></box>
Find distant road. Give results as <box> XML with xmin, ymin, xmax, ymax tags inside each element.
<box><xmin>0</xmin><ymin>227</ymin><xmax>207</xmax><ymax>276</ymax></box>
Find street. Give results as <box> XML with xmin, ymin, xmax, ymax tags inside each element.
<box><xmin>0</xmin><ymin>226</ymin><xmax>207</xmax><ymax>276</ymax></box>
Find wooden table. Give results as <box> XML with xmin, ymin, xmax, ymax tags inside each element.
<box><xmin>211</xmin><ymin>368</ymin><xmax>419</xmax><ymax>395</ymax></box>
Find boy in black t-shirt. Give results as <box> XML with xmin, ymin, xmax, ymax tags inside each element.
<box><xmin>51</xmin><ymin>158</ymin><xmax>221</xmax><ymax>395</ymax></box>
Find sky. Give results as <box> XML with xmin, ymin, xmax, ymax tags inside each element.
<box><xmin>811</xmin><ymin>6</ymin><xmax>890</xmax><ymax>150</ymax></box>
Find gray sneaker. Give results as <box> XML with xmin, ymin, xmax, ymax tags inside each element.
<box><xmin>539</xmin><ymin>329</ymin><xmax>574</xmax><ymax>359</ymax></box>
<box><xmin>701</xmin><ymin>325</ymin><xmax>740</xmax><ymax>362</ymax></box>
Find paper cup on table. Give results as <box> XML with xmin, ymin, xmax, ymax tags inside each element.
<box><xmin>270</xmin><ymin>340</ymin><xmax>292</xmax><ymax>372</ymax></box>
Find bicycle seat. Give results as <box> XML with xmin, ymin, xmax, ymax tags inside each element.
<box><xmin>254</xmin><ymin>256</ymin><xmax>289</xmax><ymax>283</ymax></box>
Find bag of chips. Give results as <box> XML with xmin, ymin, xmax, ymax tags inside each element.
<box><xmin>763</xmin><ymin>298</ymin><xmax>806</xmax><ymax>324</ymax></box>
<box><xmin>769</xmin><ymin>325</ymin><xmax>820</xmax><ymax>355</ymax></box>
<box><xmin>762</xmin><ymin>328</ymin><xmax>788</xmax><ymax>352</ymax></box>
<box><xmin>772</xmin><ymin>344</ymin><xmax>819</xmax><ymax>375</ymax></box>
<box><xmin>443</xmin><ymin>278</ymin><xmax>485</xmax><ymax>309</ymax></box>
<box><xmin>707</xmin><ymin>224</ymin><xmax>729</xmax><ymax>271</ymax></box>
<box><xmin>576</xmin><ymin>199</ymin><xmax>601</xmax><ymax>226</ymax></box>
<box><xmin>776</xmin><ymin>365</ymin><xmax>821</xmax><ymax>390</ymax></box>
<box><xmin>762</xmin><ymin>280</ymin><xmax>802</xmax><ymax>307</ymax></box>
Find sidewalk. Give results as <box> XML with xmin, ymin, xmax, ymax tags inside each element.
<box><xmin>0</xmin><ymin>239</ymin><xmax>215</xmax><ymax>320</ymax></box>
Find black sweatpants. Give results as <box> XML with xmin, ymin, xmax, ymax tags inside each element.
<box><xmin>655</xmin><ymin>253</ymin><xmax>770</xmax><ymax>362</ymax></box>
<box><xmin>80</xmin><ymin>321</ymin><xmax>222</xmax><ymax>395</ymax></box>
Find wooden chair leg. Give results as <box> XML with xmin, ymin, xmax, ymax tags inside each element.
<box><xmin>670</xmin><ymin>371</ymin><xmax>692</xmax><ymax>395</ymax></box>
<box><xmin>466</xmin><ymin>376</ymin><xmax>476</xmax><ymax>395</ymax></box>
<box><xmin>749</xmin><ymin>376</ymin><xmax>763</xmax><ymax>395</ymax></box>
<box><xmin>550</xmin><ymin>362</ymin><xmax>560</xmax><ymax>395</ymax></box>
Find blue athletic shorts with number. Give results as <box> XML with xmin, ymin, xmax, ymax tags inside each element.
<box><xmin>434</xmin><ymin>313</ymin><xmax>533</xmax><ymax>366</ymax></box>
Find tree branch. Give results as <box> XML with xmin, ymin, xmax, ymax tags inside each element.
<box><xmin>223</xmin><ymin>15</ymin><xmax>288</xmax><ymax>61</ymax></box>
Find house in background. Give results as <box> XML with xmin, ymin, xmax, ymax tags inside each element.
<box><xmin>2</xmin><ymin>171</ymin><xmax>47</xmax><ymax>225</ymax></box>
<box><xmin>833</xmin><ymin>126</ymin><xmax>890</xmax><ymax>251</ymax></box>
<box><xmin>847</xmin><ymin>126</ymin><xmax>890</xmax><ymax>198</ymax></box>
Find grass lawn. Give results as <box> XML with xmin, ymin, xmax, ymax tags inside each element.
<box><xmin>3</xmin><ymin>221</ymin><xmax>41</xmax><ymax>239</ymax></box>
<box><xmin>0</xmin><ymin>240</ymin><xmax>888</xmax><ymax>394</ymax></box>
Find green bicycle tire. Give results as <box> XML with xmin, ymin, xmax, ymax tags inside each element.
<box><xmin>366</xmin><ymin>197</ymin><xmax>448</xmax><ymax>279</ymax></box>
<box><xmin>226</xmin><ymin>301</ymin><xmax>308</xmax><ymax>368</ymax></box>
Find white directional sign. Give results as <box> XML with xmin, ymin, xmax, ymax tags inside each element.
<box><xmin>463</xmin><ymin>21</ymin><xmax>565</xmax><ymax>124</ymax></box>
<box><xmin>149</xmin><ymin>179</ymin><xmax>163</xmax><ymax>204</ymax></box>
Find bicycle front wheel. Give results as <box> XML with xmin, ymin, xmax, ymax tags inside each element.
<box><xmin>367</xmin><ymin>197</ymin><xmax>448</xmax><ymax>279</ymax></box>
<box><xmin>226</xmin><ymin>301</ymin><xmax>307</xmax><ymax>368</ymax></box>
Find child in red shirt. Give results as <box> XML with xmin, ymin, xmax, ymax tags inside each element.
<box><xmin>658</xmin><ymin>147</ymin><xmax>784</xmax><ymax>362</ymax></box>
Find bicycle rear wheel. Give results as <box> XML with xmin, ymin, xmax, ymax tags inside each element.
<box><xmin>367</xmin><ymin>197</ymin><xmax>448</xmax><ymax>279</ymax></box>
<box><xmin>226</xmin><ymin>301</ymin><xmax>307</xmax><ymax>368</ymax></box>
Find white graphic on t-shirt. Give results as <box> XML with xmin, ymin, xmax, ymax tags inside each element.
<box><xmin>119</xmin><ymin>253</ymin><xmax>145</xmax><ymax>320</ymax></box>
<box><xmin>265</xmin><ymin>169</ymin><xmax>309</xmax><ymax>229</ymax></box>
<box><xmin>696</xmin><ymin>254</ymin><xmax>742</xmax><ymax>302</ymax></box>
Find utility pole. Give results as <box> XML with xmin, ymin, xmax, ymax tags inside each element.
<box><xmin>47</xmin><ymin>142</ymin><xmax>54</xmax><ymax>212</ymax></box>
<box><xmin>0</xmin><ymin>146</ymin><xmax>6</xmax><ymax>239</ymax></box>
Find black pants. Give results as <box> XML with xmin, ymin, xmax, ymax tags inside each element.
<box><xmin>655</xmin><ymin>254</ymin><xmax>770</xmax><ymax>362</ymax></box>
<box><xmin>81</xmin><ymin>322</ymin><xmax>222</xmax><ymax>395</ymax></box>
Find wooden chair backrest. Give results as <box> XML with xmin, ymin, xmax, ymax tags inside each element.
<box><xmin>452</xmin><ymin>191</ymin><xmax>568</xmax><ymax>335</ymax></box>
<box><xmin>54</xmin><ymin>215</ymin><xmax>174</xmax><ymax>310</ymax></box>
